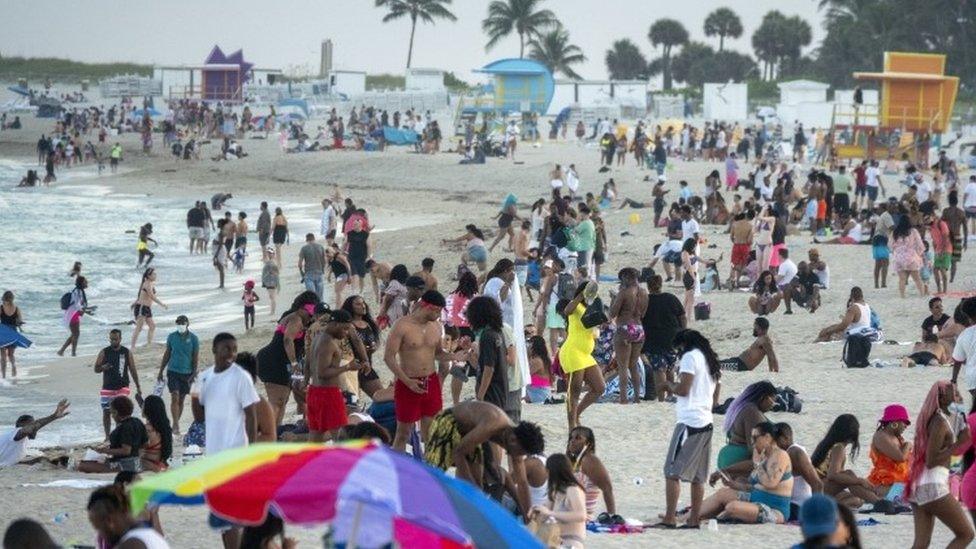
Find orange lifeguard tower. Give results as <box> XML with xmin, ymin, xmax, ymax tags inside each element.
<box><xmin>828</xmin><ymin>52</ymin><xmax>959</xmax><ymax>166</ymax></box>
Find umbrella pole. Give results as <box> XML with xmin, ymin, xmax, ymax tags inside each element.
<box><xmin>348</xmin><ymin>502</ymin><xmax>363</xmax><ymax>549</ymax></box>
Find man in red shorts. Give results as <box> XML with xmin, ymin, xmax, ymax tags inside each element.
<box><xmin>306</xmin><ymin>309</ymin><xmax>363</xmax><ymax>442</ymax></box>
<box><xmin>384</xmin><ymin>290</ymin><xmax>456</xmax><ymax>452</ymax></box>
<box><xmin>729</xmin><ymin>212</ymin><xmax>754</xmax><ymax>287</ymax></box>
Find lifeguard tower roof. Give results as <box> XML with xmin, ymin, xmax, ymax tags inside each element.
<box><xmin>853</xmin><ymin>51</ymin><xmax>958</xmax><ymax>133</ymax></box>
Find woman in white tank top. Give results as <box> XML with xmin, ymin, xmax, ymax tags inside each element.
<box><xmin>815</xmin><ymin>287</ymin><xmax>871</xmax><ymax>341</ymax></box>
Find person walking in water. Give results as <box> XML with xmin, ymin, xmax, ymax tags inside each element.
<box><xmin>1</xmin><ymin>291</ymin><xmax>24</xmax><ymax>378</ymax></box>
<box><xmin>58</xmin><ymin>276</ymin><xmax>90</xmax><ymax>357</ymax></box>
<box><xmin>130</xmin><ymin>268</ymin><xmax>167</xmax><ymax>349</ymax></box>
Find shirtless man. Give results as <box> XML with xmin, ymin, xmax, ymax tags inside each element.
<box><xmin>719</xmin><ymin>317</ymin><xmax>779</xmax><ymax>372</ymax></box>
<box><xmin>235</xmin><ymin>212</ymin><xmax>248</xmax><ymax>253</ymax></box>
<box><xmin>384</xmin><ymin>290</ymin><xmax>455</xmax><ymax>452</ymax></box>
<box><xmin>366</xmin><ymin>259</ymin><xmax>393</xmax><ymax>303</ymax></box>
<box><xmin>413</xmin><ymin>257</ymin><xmax>438</xmax><ymax>292</ymax></box>
<box><xmin>729</xmin><ymin>213</ymin><xmax>754</xmax><ymax>287</ymax></box>
<box><xmin>220</xmin><ymin>212</ymin><xmax>237</xmax><ymax>254</ymax></box>
<box><xmin>513</xmin><ymin>221</ymin><xmax>531</xmax><ymax>292</ymax></box>
<box><xmin>306</xmin><ymin>310</ymin><xmax>363</xmax><ymax>441</ymax></box>
<box><xmin>942</xmin><ymin>190</ymin><xmax>968</xmax><ymax>283</ymax></box>
<box><xmin>609</xmin><ymin>268</ymin><xmax>648</xmax><ymax>404</ymax></box>
<box><xmin>425</xmin><ymin>400</ymin><xmax>544</xmax><ymax>515</ymax></box>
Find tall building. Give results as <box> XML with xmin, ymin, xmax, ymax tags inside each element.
<box><xmin>320</xmin><ymin>40</ymin><xmax>333</xmax><ymax>78</ymax></box>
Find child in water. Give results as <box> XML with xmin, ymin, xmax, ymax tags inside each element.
<box><xmin>242</xmin><ymin>280</ymin><xmax>259</xmax><ymax>331</ymax></box>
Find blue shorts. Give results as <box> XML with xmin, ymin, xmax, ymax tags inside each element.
<box><xmin>468</xmin><ymin>246</ymin><xmax>488</xmax><ymax>264</ymax></box>
<box><xmin>872</xmin><ymin>246</ymin><xmax>889</xmax><ymax>261</ymax></box>
<box><xmin>643</xmin><ymin>351</ymin><xmax>676</xmax><ymax>372</ymax></box>
<box><xmin>866</xmin><ymin>186</ymin><xmax>879</xmax><ymax>201</ymax></box>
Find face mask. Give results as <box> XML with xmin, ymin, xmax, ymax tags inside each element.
<box><xmin>949</xmin><ymin>402</ymin><xmax>967</xmax><ymax>415</ymax></box>
<box><xmin>177</xmin><ymin>325</ymin><xmax>188</xmax><ymax>334</ymax></box>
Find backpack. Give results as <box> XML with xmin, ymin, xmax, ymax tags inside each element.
<box><xmin>843</xmin><ymin>333</ymin><xmax>872</xmax><ymax>368</ymax></box>
<box><xmin>60</xmin><ymin>292</ymin><xmax>73</xmax><ymax>310</ymax></box>
<box><xmin>772</xmin><ymin>386</ymin><xmax>803</xmax><ymax>413</ymax></box>
<box><xmin>556</xmin><ymin>272</ymin><xmax>576</xmax><ymax>302</ymax></box>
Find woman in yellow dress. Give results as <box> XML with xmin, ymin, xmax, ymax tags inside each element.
<box><xmin>559</xmin><ymin>280</ymin><xmax>606</xmax><ymax>429</ymax></box>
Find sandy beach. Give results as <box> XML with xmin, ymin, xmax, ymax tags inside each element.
<box><xmin>1</xmin><ymin>114</ymin><xmax>973</xmax><ymax>548</ymax></box>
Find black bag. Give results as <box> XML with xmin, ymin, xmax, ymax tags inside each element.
<box><xmin>843</xmin><ymin>334</ymin><xmax>872</xmax><ymax>368</ymax></box>
<box><xmin>556</xmin><ymin>272</ymin><xmax>576</xmax><ymax>302</ymax></box>
<box><xmin>581</xmin><ymin>297</ymin><xmax>608</xmax><ymax>329</ymax></box>
<box><xmin>772</xmin><ymin>386</ymin><xmax>803</xmax><ymax>413</ymax></box>
<box><xmin>60</xmin><ymin>292</ymin><xmax>72</xmax><ymax>310</ymax></box>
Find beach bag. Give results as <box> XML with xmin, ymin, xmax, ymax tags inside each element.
<box><xmin>59</xmin><ymin>292</ymin><xmax>72</xmax><ymax>310</ymax></box>
<box><xmin>694</xmin><ymin>302</ymin><xmax>711</xmax><ymax>321</ymax></box>
<box><xmin>581</xmin><ymin>297</ymin><xmax>608</xmax><ymax>329</ymax></box>
<box><xmin>556</xmin><ymin>272</ymin><xmax>576</xmax><ymax>302</ymax></box>
<box><xmin>772</xmin><ymin>386</ymin><xmax>803</xmax><ymax>413</ymax></box>
<box><xmin>528</xmin><ymin>517</ymin><xmax>561</xmax><ymax>548</ymax></box>
<box><xmin>843</xmin><ymin>334</ymin><xmax>872</xmax><ymax>368</ymax></box>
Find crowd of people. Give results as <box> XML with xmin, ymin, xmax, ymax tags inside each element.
<box><xmin>7</xmin><ymin>102</ymin><xmax>976</xmax><ymax>549</ymax></box>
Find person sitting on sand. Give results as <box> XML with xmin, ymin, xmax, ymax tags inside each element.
<box><xmin>529</xmin><ymin>454</ymin><xmax>587</xmax><ymax>549</ymax></box>
<box><xmin>867</xmin><ymin>404</ymin><xmax>912</xmax><ymax>497</ymax></box>
<box><xmin>716</xmin><ymin>381</ymin><xmax>778</xmax><ymax>470</ymax></box>
<box><xmin>772</xmin><ymin>422</ymin><xmax>823</xmax><ymax>521</ymax></box>
<box><xmin>566</xmin><ymin>426</ymin><xmax>618</xmax><ymax>523</ymax></box>
<box><xmin>814</xmin><ymin>210</ymin><xmax>864</xmax><ymax>244</ymax></box>
<box><xmin>749</xmin><ymin>270</ymin><xmax>782</xmax><ymax>315</ymax></box>
<box><xmin>784</xmin><ymin>261</ymin><xmax>822</xmax><ymax>314</ymax></box>
<box><xmin>719</xmin><ymin>318</ymin><xmax>779</xmax><ymax>372</ymax></box>
<box><xmin>901</xmin><ymin>332</ymin><xmax>950</xmax><ymax>367</ymax></box>
<box><xmin>810</xmin><ymin>413</ymin><xmax>890</xmax><ymax>512</ymax></box>
<box><xmin>815</xmin><ymin>287</ymin><xmax>872</xmax><ymax>342</ymax></box>
<box><xmin>699</xmin><ymin>422</ymin><xmax>794</xmax><ymax>525</ymax></box>
<box><xmin>0</xmin><ymin>399</ymin><xmax>70</xmax><ymax>467</ymax></box>
<box><xmin>921</xmin><ymin>297</ymin><xmax>950</xmax><ymax>342</ymax></box>
<box><xmin>79</xmin><ymin>396</ymin><xmax>147</xmax><ymax>474</ymax></box>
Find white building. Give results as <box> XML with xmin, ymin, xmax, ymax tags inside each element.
<box><xmin>328</xmin><ymin>70</ymin><xmax>366</xmax><ymax>97</ymax></box>
<box><xmin>703</xmin><ymin>82</ymin><xmax>748</xmax><ymax>121</ymax></box>
<box><xmin>406</xmin><ymin>68</ymin><xmax>445</xmax><ymax>92</ymax></box>
<box><xmin>777</xmin><ymin>80</ymin><xmax>833</xmax><ymax>129</ymax></box>
<box><xmin>547</xmin><ymin>79</ymin><xmax>647</xmax><ymax>116</ymax></box>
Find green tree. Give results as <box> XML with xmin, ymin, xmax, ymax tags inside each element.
<box><xmin>528</xmin><ymin>25</ymin><xmax>586</xmax><ymax>79</ymax></box>
<box><xmin>605</xmin><ymin>39</ymin><xmax>648</xmax><ymax>80</ymax></box>
<box><xmin>671</xmin><ymin>42</ymin><xmax>714</xmax><ymax>86</ymax></box>
<box><xmin>648</xmin><ymin>18</ymin><xmax>689</xmax><ymax>90</ymax></box>
<box><xmin>482</xmin><ymin>0</ymin><xmax>558</xmax><ymax>58</ymax></box>
<box><xmin>751</xmin><ymin>11</ymin><xmax>811</xmax><ymax>80</ymax></box>
<box><xmin>375</xmin><ymin>0</ymin><xmax>457</xmax><ymax>69</ymax></box>
<box><xmin>703</xmin><ymin>7</ymin><xmax>743</xmax><ymax>52</ymax></box>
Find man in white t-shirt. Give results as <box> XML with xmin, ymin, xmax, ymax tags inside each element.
<box><xmin>864</xmin><ymin>160</ymin><xmax>885</xmax><ymax>208</ymax></box>
<box><xmin>192</xmin><ymin>333</ymin><xmax>259</xmax><ymax>456</ymax></box>
<box><xmin>659</xmin><ymin>329</ymin><xmax>720</xmax><ymax>529</ymax></box>
<box><xmin>964</xmin><ymin>175</ymin><xmax>976</xmax><ymax>235</ymax></box>
<box><xmin>192</xmin><ymin>332</ymin><xmax>259</xmax><ymax>547</ymax></box>
<box><xmin>0</xmin><ymin>399</ymin><xmax>70</xmax><ymax>467</ymax></box>
<box><xmin>680</xmin><ymin>206</ymin><xmax>700</xmax><ymax>244</ymax></box>
<box><xmin>952</xmin><ymin>324</ymin><xmax>976</xmax><ymax>399</ymax></box>
<box><xmin>320</xmin><ymin>198</ymin><xmax>338</xmax><ymax>245</ymax></box>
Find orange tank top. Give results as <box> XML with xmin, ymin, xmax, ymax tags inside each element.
<box><xmin>867</xmin><ymin>440</ymin><xmax>910</xmax><ymax>487</ymax></box>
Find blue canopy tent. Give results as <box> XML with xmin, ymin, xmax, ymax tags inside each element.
<box><xmin>277</xmin><ymin>98</ymin><xmax>309</xmax><ymax>119</ymax></box>
<box><xmin>383</xmin><ymin>127</ymin><xmax>419</xmax><ymax>146</ymax></box>
<box><xmin>129</xmin><ymin>108</ymin><xmax>162</xmax><ymax>119</ymax></box>
<box><xmin>6</xmin><ymin>86</ymin><xmax>29</xmax><ymax>97</ymax></box>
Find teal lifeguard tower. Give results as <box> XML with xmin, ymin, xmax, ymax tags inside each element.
<box><xmin>453</xmin><ymin>58</ymin><xmax>555</xmax><ymax>134</ymax></box>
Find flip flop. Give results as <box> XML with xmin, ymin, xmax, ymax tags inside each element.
<box><xmin>646</xmin><ymin>522</ymin><xmax>677</xmax><ymax>529</ymax></box>
<box><xmin>678</xmin><ymin>524</ymin><xmax>700</xmax><ymax>529</ymax></box>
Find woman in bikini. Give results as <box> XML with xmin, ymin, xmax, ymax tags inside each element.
<box><xmin>488</xmin><ymin>194</ymin><xmax>521</xmax><ymax>253</ymax></box>
<box><xmin>139</xmin><ymin>395</ymin><xmax>172</xmax><ymax>472</ymax></box>
<box><xmin>748</xmin><ymin>270</ymin><xmax>782</xmax><ymax>316</ymax></box>
<box><xmin>609</xmin><ymin>267</ymin><xmax>648</xmax><ymax>404</ymax></box>
<box><xmin>530</xmin><ymin>454</ymin><xmax>586</xmax><ymax>548</ymax></box>
<box><xmin>327</xmin><ymin>244</ymin><xmax>352</xmax><ymax>306</ymax></box>
<box><xmin>754</xmin><ymin>207</ymin><xmax>775</xmax><ymax>274</ymax></box>
<box><xmin>699</xmin><ymin>421</ymin><xmax>794</xmax><ymax>525</ymax></box>
<box><xmin>272</xmin><ymin>207</ymin><xmax>288</xmax><ymax>267</ymax></box>
<box><xmin>257</xmin><ymin>292</ymin><xmax>318</xmax><ymax>425</ymax></box>
<box><xmin>811</xmin><ymin>414</ymin><xmax>886</xmax><ymax>511</ymax></box>
<box><xmin>907</xmin><ymin>380</ymin><xmax>974</xmax><ymax>549</ymax></box>
<box><xmin>566</xmin><ymin>426</ymin><xmax>617</xmax><ymax>523</ymax></box>
<box><xmin>130</xmin><ymin>268</ymin><xmax>167</xmax><ymax>349</ymax></box>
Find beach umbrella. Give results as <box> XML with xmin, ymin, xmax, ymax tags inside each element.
<box><xmin>131</xmin><ymin>441</ymin><xmax>541</xmax><ymax>549</ymax></box>
<box><xmin>0</xmin><ymin>325</ymin><xmax>31</xmax><ymax>349</ymax></box>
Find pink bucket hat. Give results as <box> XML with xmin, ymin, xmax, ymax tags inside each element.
<box><xmin>880</xmin><ymin>404</ymin><xmax>911</xmax><ymax>425</ymax></box>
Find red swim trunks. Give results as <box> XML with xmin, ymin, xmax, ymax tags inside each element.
<box><xmin>305</xmin><ymin>385</ymin><xmax>348</xmax><ymax>433</ymax></box>
<box><xmin>394</xmin><ymin>373</ymin><xmax>442</xmax><ymax>423</ymax></box>
<box><xmin>731</xmin><ymin>243</ymin><xmax>751</xmax><ymax>267</ymax></box>
<box><xmin>817</xmin><ymin>200</ymin><xmax>827</xmax><ymax>221</ymax></box>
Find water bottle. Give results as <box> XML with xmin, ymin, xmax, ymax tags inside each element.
<box><xmin>53</xmin><ymin>512</ymin><xmax>69</xmax><ymax>524</ymax></box>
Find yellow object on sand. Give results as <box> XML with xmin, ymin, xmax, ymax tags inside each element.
<box><xmin>629</xmin><ymin>213</ymin><xmax>641</xmax><ymax>225</ymax></box>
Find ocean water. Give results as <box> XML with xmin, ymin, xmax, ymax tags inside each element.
<box><xmin>0</xmin><ymin>159</ymin><xmax>319</xmax><ymax>445</ymax></box>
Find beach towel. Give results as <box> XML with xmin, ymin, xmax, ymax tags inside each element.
<box><xmin>382</xmin><ymin>127</ymin><xmax>419</xmax><ymax>146</ymax></box>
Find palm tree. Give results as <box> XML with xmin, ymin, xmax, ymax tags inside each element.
<box><xmin>482</xmin><ymin>0</ymin><xmax>558</xmax><ymax>58</ymax></box>
<box><xmin>605</xmin><ymin>39</ymin><xmax>648</xmax><ymax>80</ymax></box>
<box><xmin>528</xmin><ymin>25</ymin><xmax>586</xmax><ymax>79</ymax></box>
<box><xmin>648</xmin><ymin>18</ymin><xmax>689</xmax><ymax>90</ymax></box>
<box><xmin>375</xmin><ymin>0</ymin><xmax>457</xmax><ymax>69</ymax></box>
<box><xmin>703</xmin><ymin>7</ymin><xmax>743</xmax><ymax>51</ymax></box>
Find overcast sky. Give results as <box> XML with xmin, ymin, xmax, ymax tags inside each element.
<box><xmin>2</xmin><ymin>1</ymin><xmax>825</xmax><ymax>82</ymax></box>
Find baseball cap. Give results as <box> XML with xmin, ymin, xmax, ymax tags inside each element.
<box><xmin>799</xmin><ymin>494</ymin><xmax>838</xmax><ymax>539</ymax></box>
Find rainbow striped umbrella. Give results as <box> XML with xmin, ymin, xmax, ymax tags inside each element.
<box><xmin>131</xmin><ymin>441</ymin><xmax>542</xmax><ymax>548</ymax></box>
